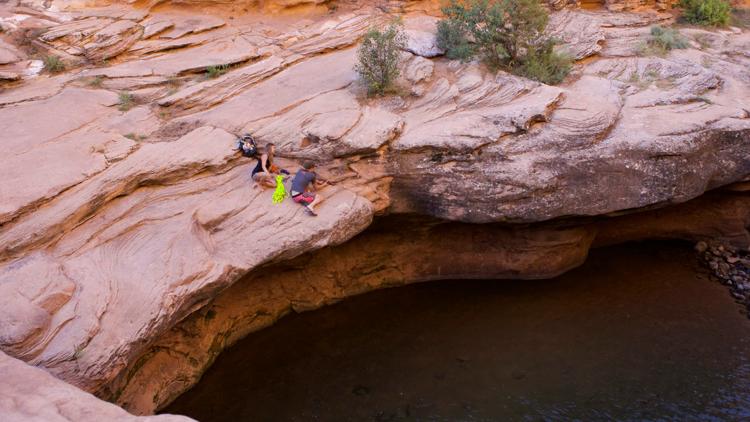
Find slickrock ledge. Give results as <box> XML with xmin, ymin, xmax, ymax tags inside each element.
<box><xmin>1</xmin><ymin>0</ymin><xmax>749</xmax><ymax>419</ymax></box>
<box><xmin>0</xmin><ymin>350</ymin><xmax>192</xmax><ymax>422</ymax></box>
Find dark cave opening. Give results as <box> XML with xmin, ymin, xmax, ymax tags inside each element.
<box><xmin>164</xmin><ymin>241</ymin><xmax>750</xmax><ymax>421</ymax></box>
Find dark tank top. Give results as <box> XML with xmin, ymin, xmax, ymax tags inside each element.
<box><xmin>252</xmin><ymin>155</ymin><xmax>271</xmax><ymax>176</ymax></box>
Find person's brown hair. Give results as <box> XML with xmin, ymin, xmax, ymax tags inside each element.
<box><xmin>302</xmin><ymin>161</ymin><xmax>315</xmax><ymax>170</ymax></box>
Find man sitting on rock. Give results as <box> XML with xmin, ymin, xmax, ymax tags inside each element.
<box><xmin>291</xmin><ymin>161</ymin><xmax>324</xmax><ymax>216</ymax></box>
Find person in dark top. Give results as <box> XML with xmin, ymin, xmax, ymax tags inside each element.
<box><xmin>251</xmin><ymin>143</ymin><xmax>277</xmax><ymax>188</ymax></box>
<box><xmin>291</xmin><ymin>161</ymin><xmax>323</xmax><ymax>216</ymax></box>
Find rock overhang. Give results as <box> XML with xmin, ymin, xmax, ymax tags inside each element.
<box><xmin>1</xmin><ymin>0</ymin><xmax>750</xmax><ymax>418</ymax></box>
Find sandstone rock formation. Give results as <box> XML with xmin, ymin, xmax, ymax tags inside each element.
<box><xmin>0</xmin><ymin>0</ymin><xmax>749</xmax><ymax>418</ymax></box>
<box><xmin>108</xmin><ymin>189</ymin><xmax>750</xmax><ymax>414</ymax></box>
<box><xmin>0</xmin><ymin>350</ymin><xmax>192</xmax><ymax>421</ymax></box>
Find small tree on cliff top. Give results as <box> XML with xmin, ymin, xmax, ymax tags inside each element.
<box><xmin>355</xmin><ymin>23</ymin><xmax>407</xmax><ymax>96</ymax></box>
<box><xmin>437</xmin><ymin>0</ymin><xmax>572</xmax><ymax>84</ymax></box>
<box><xmin>679</xmin><ymin>0</ymin><xmax>731</xmax><ymax>26</ymax></box>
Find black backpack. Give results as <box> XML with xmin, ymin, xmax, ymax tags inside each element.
<box><xmin>237</xmin><ymin>134</ymin><xmax>257</xmax><ymax>158</ymax></box>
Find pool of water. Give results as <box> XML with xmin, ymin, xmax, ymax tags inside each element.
<box><xmin>164</xmin><ymin>242</ymin><xmax>750</xmax><ymax>421</ymax></box>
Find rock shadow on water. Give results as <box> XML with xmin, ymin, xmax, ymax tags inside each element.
<box><xmin>164</xmin><ymin>241</ymin><xmax>750</xmax><ymax>421</ymax></box>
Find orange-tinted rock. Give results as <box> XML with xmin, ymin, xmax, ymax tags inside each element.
<box><xmin>0</xmin><ymin>350</ymin><xmax>192</xmax><ymax>422</ymax></box>
<box><xmin>0</xmin><ymin>0</ymin><xmax>749</xmax><ymax>418</ymax></box>
<box><xmin>110</xmin><ymin>190</ymin><xmax>750</xmax><ymax>414</ymax></box>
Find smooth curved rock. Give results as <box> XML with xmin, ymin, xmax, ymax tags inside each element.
<box><xmin>402</xmin><ymin>15</ymin><xmax>444</xmax><ymax>58</ymax></box>
<box><xmin>0</xmin><ymin>39</ymin><xmax>23</xmax><ymax>65</ymax></box>
<box><xmin>0</xmin><ymin>1</ymin><xmax>749</xmax><ymax>418</ymax></box>
<box><xmin>0</xmin><ymin>121</ymin><xmax>375</xmax><ymax>397</ymax></box>
<box><xmin>0</xmin><ymin>87</ymin><xmax>121</xmax><ymax>225</ymax></box>
<box><xmin>394</xmin><ymin>72</ymin><xmax>564</xmax><ymax>151</ymax></box>
<box><xmin>0</xmin><ymin>350</ymin><xmax>192</xmax><ymax>422</ymax></box>
<box><xmin>547</xmin><ymin>10</ymin><xmax>605</xmax><ymax>60</ymax></box>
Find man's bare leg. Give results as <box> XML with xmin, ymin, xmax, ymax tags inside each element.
<box><xmin>306</xmin><ymin>193</ymin><xmax>323</xmax><ymax>213</ymax></box>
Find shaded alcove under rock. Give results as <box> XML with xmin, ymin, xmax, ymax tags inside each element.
<box><xmin>107</xmin><ymin>189</ymin><xmax>750</xmax><ymax>415</ymax></box>
<box><xmin>164</xmin><ymin>241</ymin><xmax>750</xmax><ymax>421</ymax></box>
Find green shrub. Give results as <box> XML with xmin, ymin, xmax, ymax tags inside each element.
<box><xmin>436</xmin><ymin>16</ymin><xmax>474</xmax><ymax>61</ymax></box>
<box><xmin>42</xmin><ymin>55</ymin><xmax>65</xmax><ymax>73</ymax></box>
<box><xmin>355</xmin><ymin>23</ymin><xmax>406</xmax><ymax>96</ymax></box>
<box><xmin>436</xmin><ymin>0</ymin><xmax>571</xmax><ymax>85</ymax></box>
<box><xmin>637</xmin><ymin>26</ymin><xmax>689</xmax><ymax>56</ymax></box>
<box><xmin>205</xmin><ymin>64</ymin><xmax>229</xmax><ymax>79</ymax></box>
<box><xmin>118</xmin><ymin>91</ymin><xmax>134</xmax><ymax>111</ymax></box>
<box><xmin>87</xmin><ymin>75</ymin><xmax>103</xmax><ymax>87</ymax></box>
<box><xmin>651</xmin><ymin>26</ymin><xmax>689</xmax><ymax>49</ymax></box>
<box><xmin>124</xmin><ymin>133</ymin><xmax>145</xmax><ymax>141</ymax></box>
<box><xmin>679</xmin><ymin>0</ymin><xmax>731</xmax><ymax>26</ymax></box>
<box><xmin>517</xmin><ymin>41</ymin><xmax>573</xmax><ymax>85</ymax></box>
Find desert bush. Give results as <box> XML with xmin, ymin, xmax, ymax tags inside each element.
<box><xmin>205</xmin><ymin>64</ymin><xmax>229</xmax><ymax>79</ymax></box>
<box><xmin>637</xmin><ymin>26</ymin><xmax>689</xmax><ymax>56</ymax></box>
<box><xmin>87</xmin><ymin>75</ymin><xmax>104</xmax><ymax>87</ymax></box>
<box><xmin>517</xmin><ymin>41</ymin><xmax>572</xmax><ymax>85</ymax></box>
<box><xmin>355</xmin><ymin>23</ymin><xmax>406</xmax><ymax>96</ymax></box>
<box><xmin>650</xmin><ymin>26</ymin><xmax>689</xmax><ymax>49</ymax></box>
<box><xmin>118</xmin><ymin>91</ymin><xmax>134</xmax><ymax>111</ymax></box>
<box><xmin>124</xmin><ymin>133</ymin><xmax>145</xmax><ymax>141</ymax></box>
<box><xmin>436</xmin><ymin>17</ymin><xmax>474</xmax><ymax>61</ymax></box>
<box><xmin>679</xmin><ymin>0</ymin><xmax>731</xmax><ymax>26</ymax></box>
<box><xmin>43</xmin><ymin>55</ymin><xmax>65</xmax><ymax>73</ymax></box>
<box><xmin>436</xmin><ymin>0</ymin><xmax>571</xmax><ymax>85</ymax></box>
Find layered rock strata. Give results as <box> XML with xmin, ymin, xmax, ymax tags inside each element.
<box><xmin>0</xmin><ymin>0</ymin><xmax>749</xmax><ymax>419</ymax></box>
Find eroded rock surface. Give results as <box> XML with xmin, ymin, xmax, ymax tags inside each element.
<box><xmin>0</xmin><ymin>122</ymin><xmax>373</xmax><ymax>396</ymax></box>
<box><xmin>0</xmin><ymin>350</ymin><xmax>192</xmax><ymax>422</ymax></box>
<box><xmin>0</xmin><ymin>0</ymin><xmax>749</xmax><ymax>418</ymax></box>
<box><xmin>112</xmin><ymin>189</ymin><xmax>750</xmax><ymax>414</ymax></box>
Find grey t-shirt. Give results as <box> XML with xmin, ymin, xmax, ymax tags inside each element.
<box><xmin>291</xmin><ymin>170</ymin><xmax>316</xmax><ymax>195</ymax></box>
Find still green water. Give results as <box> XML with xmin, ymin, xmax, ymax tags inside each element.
<box><xmin>165</xmin><ymin>242</ymin><xmax>750</xmax><ymax>421</ymax></box>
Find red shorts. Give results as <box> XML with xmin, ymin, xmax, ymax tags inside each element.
<box><xmin>293</xmin><ymin>192</ymin><xmax>316</xmax><ymax>205</ymax></box>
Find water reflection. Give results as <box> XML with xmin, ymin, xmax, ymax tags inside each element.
<box><xmin>165</xmin><ymin>242</ymin><xmax>750</xmax><ymax>421</ymax></box>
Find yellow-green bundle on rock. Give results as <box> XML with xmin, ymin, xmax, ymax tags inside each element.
<box><xmin>272</xmin><ymin>175</ymin><xmax>286</xmax><ymax>204</ymax></box>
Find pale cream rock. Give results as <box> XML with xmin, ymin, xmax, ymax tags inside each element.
<box><xmin>0</xmin><ymin>350</ymin><xmax>192</xmax><ymax>422</ymax></box>
<box><xmin>0</xmin><ymin>2</ymin><xmax>749</xmax><ymax>419</ymax></box>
